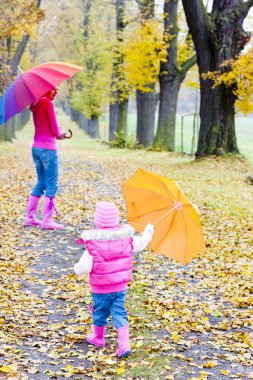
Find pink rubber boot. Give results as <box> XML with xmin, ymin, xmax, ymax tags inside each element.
<box><xmin>117</xmin><ymin>326</ymin><xmax>131</xmax><ymax>357</ymax></box>
<box><xmin>41</xmin><ymin>196</ymin><xmax>64</xmax><ymax>230</ymax></box>
<box><xmin>24</xmin><ymin>195</ymin><xmax>41</xmax><ymax>226</ymax></box>
<box><xmin>86</xmin><ymin>325</ymin><xmax>106</xmax><ymax>347</ymax></box>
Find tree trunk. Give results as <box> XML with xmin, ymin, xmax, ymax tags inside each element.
<box><xmin>82</xmin><ymin>0</ymin><xmax>92</xmax><ymax>41</ymax></box>
<box><xmin>87</xmin><ymin>115</ymin><xmax>99</xmax><ymax>138</ymax></box>
<box><xmin>10</xmin><ymin>34</ymin><xmax>30</xmax><ymax>76</ymax></box>
<box><xmin>136</xmin><ymin>88</ymin><xmax>158</xmax><ymax>146</ymax></box>
<box><xmin>154</xmin><ymin>0</ymin><xmax>196</xmax><ymax>150</ymax></box>
<box><xmin>155</xmin><ymin>77</ymin><xmax>181</xmax><ymax>150</ymax></box>
<box><xmin>198</xmin><ymin>77</ymin><xmax>238</xmax><ymax>155</ymax></box>
<box><xmin>70</xmin><ymin>107</ymin><xmax>80</xmax><ymax>123</ymax></box>
<box><xmin>134</xmin><ymin>0</ymin><xmax>158</xmax><ymax>147</ymax></box>
<box><xmin>0</xmin><ymin>118</ymin><xmax>15</xmax><ymax>142</ymax></box>
<box><xmin>109</xmin><ymin>101</ymin><xmax>119</xmax><ymax>140</ymax></box>
<box><xmin>11</xmin><ymin>0</ymin><xmax>42</xmax><ymax>76</ymax></box>
<box><xmin>182</xmin><ymin>0</ymin><xmax>253</xmax><ymax>157</ymax></box>
<box><xmin>109</xmin><ymin>0</ymin><xmax>127</xmax><ymax>141</ymax></box>
<box><xmin>79</xmin><ymin>113</ymin><xmax>87</xmax><ymax>131</ymax></box>
<box><xmin>118</xmin><ymin>98</ymin><xmax>128</xmax><ymax>136</ymax></box>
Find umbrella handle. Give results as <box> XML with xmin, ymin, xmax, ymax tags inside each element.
<box><xmin>65</xmin><ymin>129</ymin><xmax>73</xmax><ymax>139</ymax></box>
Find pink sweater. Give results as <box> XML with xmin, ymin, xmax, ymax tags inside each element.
<box><xmin>30</xmin><ymin>97</ymin><xmax>62</xmax><ymax>150</ymax></box>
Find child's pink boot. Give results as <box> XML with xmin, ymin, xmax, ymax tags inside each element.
<box><xmin>86</xmin><ymin>325</ymin><xmax>106</xmax><ymax>347</ymax></box>
<box><xmin>24</xmin><ymin>195</ymin><xmax>41</xmax><ymax>226</ymax></box>
<box><xmin>117</xmin><ymin>326</ymin><xmax>131</xmax><ymax>357</ymax></box>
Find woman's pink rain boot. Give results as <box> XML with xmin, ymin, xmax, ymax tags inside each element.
<box><xmin>86</xmin><ymin>325</ymin><xmax>106</xmax><ymax>347</ymax></box>
<box><xmin>24</xmin><ymin>195</ymin><xmax>41</xmax><ymax>226</ymax></box>
<box><xmin>41</xmin><ymin>196</ymin><xmax>64</xmax><ymax>230</ymax></box>
<box><xmin>117</xmin><ymin>325</ymin><xmax>131</xmax><ymax>357</ymax></box>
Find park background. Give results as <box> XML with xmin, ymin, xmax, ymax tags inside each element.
<box><xmin>1</xmin><ymin>0</ymin><xmax>253</xmax><ymax>162</ymax></box>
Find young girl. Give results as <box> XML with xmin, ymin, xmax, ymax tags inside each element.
<box><xmin>74</xmin><ymin>201</ymin><xmax>154</xmax><ymax>358</ymax></box>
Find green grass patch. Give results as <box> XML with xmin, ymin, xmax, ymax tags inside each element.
<box><xmin>0</xmin><ymin>141</ymin><xmax>15</xmax><ymax>153</ymax></box>
<box><xmin>103</xmin><ymin>111</ymin><xmax>253</xmax><ymax>162</ymax></box>
<box><xmin>13</xmin><ymin>110</ymin><xmax>253</xmax><ymax>220</ymax></box>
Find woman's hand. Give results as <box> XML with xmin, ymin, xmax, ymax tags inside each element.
<box><xmin>56</xmin><ymin>130</ymin><xmax>73</xmax><ymax>140</ymax></box>
<box><xmin>56</xmin><ymin>133</ymin><xmax>66</xmax><ymax>140</ymax></box>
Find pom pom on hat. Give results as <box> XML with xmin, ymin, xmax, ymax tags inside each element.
<box><xmin>94</xmin><ymin>201</ymin><xmax>120</xmax><ymax>228</ymax></box>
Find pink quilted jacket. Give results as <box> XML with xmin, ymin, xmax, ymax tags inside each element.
<box><xmin>85</xmin><ymin>234</ymin><xmax>133</xmax><ymax>294</ymax></box>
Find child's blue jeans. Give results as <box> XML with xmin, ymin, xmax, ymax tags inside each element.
<box><xmin>91</xmin><ymin>290</ymin><xmax>129</xmax><ymax>329</ymax></box>
<box><xmin>31</xmin><ymin>147</ymin><xmax>59</xmax><ymax>198</ymax></box>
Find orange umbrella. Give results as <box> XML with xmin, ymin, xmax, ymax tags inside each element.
<box><xmin>122</xmin><ymin>168</ymin><xmax>206</xmax><ymax>265</ymax></box>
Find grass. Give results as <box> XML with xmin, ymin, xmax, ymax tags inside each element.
<box><xmin>177</xmin><ymin>114</ymin><xmax>253</xmax><ymax>162</ymax></box>
<box><xmin>8</xmin><ymin>108</ymin><xmax>253</xmax><ymax>161</ymax></box>
<box><xmin>0</xmin><ymin>140</ymin><xmax>15</xmax><ymax>153</ymax></box>
<box><xmin>103</xmin><ymin>111</ymin><xmax>253</xmax><ymax>162</ymax></box>
<box><xmin>15</xmin><ymin>109</ymin><xmax>253</xmax><ymax>224</ymax></box>
<box><xmin>126</xmin><ymin>353</ymin><xmax>170</xmax><ymax>378</ymax></box>
<box><xmin>12</xmin><ymin>110</ymin><xmax>253</xmax><ymax>221</ymax></box>
<box><xmin>234</xmin><ymin>116</ymin><xmax>253</xmax><ymax>162</ymax></box>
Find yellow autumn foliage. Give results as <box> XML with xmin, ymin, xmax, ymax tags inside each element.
<box><xmin>71</xmin><ymin>2</ymin><xmax>114</xmax><ymax>118</ymax></box>
<box><xmin>0</xmin><ymin>0</ymin><xmax>44</xmax><ymax>91</ymax></box>
<box><xmin>203</xmin><ymin>48</ymin><xmax>253</xmax><ymax>115</ymax></box>
<box><xmin>0</xmin><ymin>0</ymin><xmax>43</xmax><ymax>40</ymax></box>
<box><xmin>121</xmin><ymin>19</ymin><xmax>168</xmax><ymax>92</ymax></box>
<box><xmin>178</xmin><ymin>34</ymin><xmax>194</xmax><ymax>68</ymax></box>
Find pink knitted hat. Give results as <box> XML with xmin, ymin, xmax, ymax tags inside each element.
<box><xmin>94</xmin><ymin>201</ymin><xmax>120</xmax><ymax>228</ymax></box>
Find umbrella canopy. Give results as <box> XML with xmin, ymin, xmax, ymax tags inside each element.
<box><xmin>122</xmin><ymin>168</ymin><xmax>206</xmax><ymax>265</ymax></box>
<box><xmin>0</xmin><ymin>61</ymin><xmax>82</xmax><ymax>125</ymax></box>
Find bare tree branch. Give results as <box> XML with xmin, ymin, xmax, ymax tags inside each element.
<box><xmin>181</xmin><ymin>54</ymin><xmax>197</xmax><ymax>75</ymax></box>
<box><xmin>239</xmin><ymin>0</ymin><xmax>253</xmax><ymax>19</ymax></box>
<box><xmin>182</xmin><ymin>0</ymin><xmax>212</xmax><ymax>72</ymax></box>
<box><xmin>11</xmin><ymin>0</ymin><xmax>43</xmax><ymax>76</ymax></box>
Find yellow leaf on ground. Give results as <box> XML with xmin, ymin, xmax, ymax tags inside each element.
<box><xmin>66</xmin><ymin>364</ymin><xmax>75</xmax><ymax>374</ymax></box>
<box><xmin>117</xmin><ymin>367</ymin><xmax>126</xmax><ymax>375</ymax></box>
<box><xmin>220</xmin><ymin>369</ymin><xmax>230</xmax><ymax>375</ymax></box>
<box><xmin>203</xmin><ymin>361</ymin><xmax>216</xmax><ymax>368</ymax></box>
<box><xmin>0</xmin><ymin>365</ymin><xmax>15</xmax><ymax>373</ymax></box>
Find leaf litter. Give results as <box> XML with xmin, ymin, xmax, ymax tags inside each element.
<box><xmin>0</xmin><ymin>118</ymin><xmax>252</xmax><ymax>379</ymax></box>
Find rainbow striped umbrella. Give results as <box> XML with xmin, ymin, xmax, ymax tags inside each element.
<box><xmin>0</xmin><ymin>62</ymin><xmax>82</xmax><ymax>125</ymax></box>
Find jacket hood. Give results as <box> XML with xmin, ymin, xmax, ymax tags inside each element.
<box><xmin>81</xmin><ymin>224</ymin><xmax>134</xmax><ymax>242</ymax></box>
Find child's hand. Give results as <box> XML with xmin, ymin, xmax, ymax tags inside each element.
<box><xmin>145</xmin><ymin>223</ymin><xmax>154</xmax><ymax>236</ymax></box>
<box><xmin>75</xmin><ymin>238</ymin><xmax>84</xmax><ymax>245</ymax></box>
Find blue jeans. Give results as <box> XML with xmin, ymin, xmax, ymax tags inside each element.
<box><xmin>31</xmin><ymin>147</ymin><xmax>59</xmax><ymax>198</ymax></box>
<box><xmin>91</xmin><ymin>290</ymin><xmax>129</xmax><ymax>329</ymax></box>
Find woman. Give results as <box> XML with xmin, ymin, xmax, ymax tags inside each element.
<box><xmin>24</xmin><ymin>87</ymin><xmax>69</xmax><ymax>230</ymax></box>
